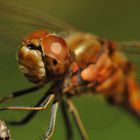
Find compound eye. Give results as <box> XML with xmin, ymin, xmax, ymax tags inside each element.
<box><xmin>41</xmin><ymin>35</ymin><xmax>70</xmax><ymax>63</ymax></box>
<box><xmin>24</xmin><ymin>29</ymin><xmax>48</xmax><ymax>44</ymax></box>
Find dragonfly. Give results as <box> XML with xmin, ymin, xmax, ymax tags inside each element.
<box><xmin>0</xmin><ymin>1</ymin><xmax>140</xmax><ymax>140</ymax></box>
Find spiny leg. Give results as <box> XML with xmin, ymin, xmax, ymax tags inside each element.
<box><xmin>60</xmin><ymin>100</ymin><xmax>73</xmax><ymax>140</ymax></box>
<box><xmin>7</xmin><ymin>90</ymin><xmax>51</xmax><ymax>125</ymax></box>
<box><xmin>0</xmin><ymin>83</ymin><xmax>45</xmax><ymax>104</ymax></box>
<box><xmin>67</xmin><ymin>99</ymin><xmax>89</xmax><ymax>140</ymax></box>
<box><xmin>44</xmin><ymin>101</ymin><xmax>59</xmax><ymax>140</ymax></box>
<box><xmin>0</xmin><ymin>94</ymin><xmax>55</xmax><ymax>111</ymax></box>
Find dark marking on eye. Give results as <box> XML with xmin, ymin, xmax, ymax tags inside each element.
<box><xmin>53</xmin><ymin>59</ymin><xmax>57</xmax><ymax>65</ymax></box>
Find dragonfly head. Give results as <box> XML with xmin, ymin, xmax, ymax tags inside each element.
<box><xmin>18</xmin><ymin>29</ymin><xmax>72</xmax><ymax>83</ymax></box>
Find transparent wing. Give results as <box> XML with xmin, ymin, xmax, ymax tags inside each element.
<box><xmin>0</xmin><ymin>0</ymin><xmax>76</xmax><ymax>54</ymax></box>
<box><xmin>118</xmin><ymin>41</ymin><xmax>140</xmax><ymax>84</ymax></box>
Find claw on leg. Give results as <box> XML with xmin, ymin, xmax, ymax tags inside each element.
<box><xmin>0</xmin><ymin>95</ymin><xmax>54</xmax><ymax>111</ymax></box>
<box><xmin>67</xmin><ymin>99</ymin><xmax>89</xmax><ymax>140</ymax></box>
<box><xmin>60</xmin><ymin>100</ymin><xmax>73</xmax><ymax>140</ymax></box>
<box><xmin>44</xmin><ymin>101</ymin><xmax>59</xmax><ymax>140</ymax></box>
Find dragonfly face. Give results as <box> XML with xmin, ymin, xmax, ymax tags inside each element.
<box><xmin>18</xmin><ymin>29</ymin><xmax>72</xmax><ymax>83</ymax></box>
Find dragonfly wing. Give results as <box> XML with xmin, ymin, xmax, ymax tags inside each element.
<box><xmin>0</xmin><ymin>0</ymin><xmax>76</xmax><ymax>54</ymax></box>
<box><xmin>118</xmin><ymin>41</ymin><xmax>140</xmax><ymax>84</ymax></box>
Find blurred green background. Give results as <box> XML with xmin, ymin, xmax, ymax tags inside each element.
<box><xmin>0</xmin><ymin>0</ymin><xmax>140</xmax><ymax>140</ymax></box>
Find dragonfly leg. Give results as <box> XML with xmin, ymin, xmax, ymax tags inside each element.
<box><xmin>60</xmin><ymin>100</ymin><xmax>73</xmax><ymax>140</ymax></box>
<box><xmin>7</xmin><ymin>90</ymin><xmax>51</xmax><ymax>125</ymax></box>
<box><xmin>0</xmin><ymin>94</ymin><xmax>55</xmax><ymax>111</ymax></box>
<box><xmin>0</xmin><ymin>83</ymin><xmax>45</xmax><ymax>104</ymax></box>
<box><xmin>44</xmin><ymin>101</ymin><xmax>59</xmax><ymax>140</ymax></box>
<box><xmin>67</xmin><ymin>99</ymin><xmax>89</xmax><ymax>140</ymax></box>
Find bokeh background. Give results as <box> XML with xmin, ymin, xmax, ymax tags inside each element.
<box><xmin>0</xmin><ymin>0</ymin><xmax>140</xmax><ymax>140</ymax></box>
